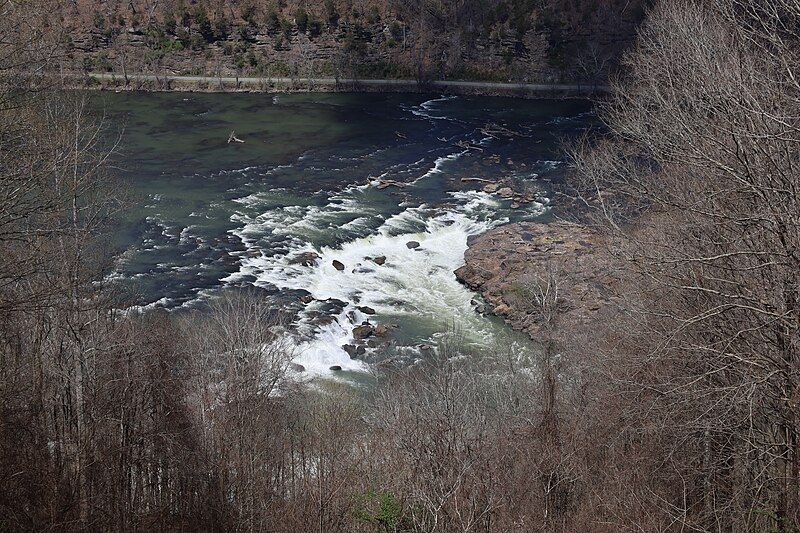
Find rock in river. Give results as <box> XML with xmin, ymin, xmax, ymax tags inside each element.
<box><xmin>289</xmin><ymin>251</ymin><xmax>320</xmax><ymax>267</ymax></box>
<box><xmin>332</xmin><ymin>259</ymin><xmax>345</xmax><ymax>271</ymax></box>
<box><xmin>353</xmin><ymin>322</ymin><xmax>374</xmax><ymax>339</ymax></box>
<box><xmin>374</xmin><ymin>323</ymin><xmax>397</xmax><ymax>337</ymax></box>
<box><xmin>406</xmin><ymin>241</ymin><xmax>420</xmax><ymax>249</ymax></box>
<box><xmin>343</xmin><ymin>344</ymin><xmax>367</xmax><ymax>358</ymax></box>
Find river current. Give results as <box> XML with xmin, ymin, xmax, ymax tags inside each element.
<box><xmin>102</xmin><ymin>91</ymin><xmax>595</xmax><ymax>378</ymax></box>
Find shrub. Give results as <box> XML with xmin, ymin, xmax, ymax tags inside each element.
<box><xmin>241</xmin><ymin>3</ymin><xmax>258</xmax><ymax>25</ymax></box>
<box><xmin>295</xmin><ymin>8</ymin><xmax>308</xmax><ymax>33</ymax></box>
<box><xmin>195</xmin><ymin>9</ymin><xmax>214</xmax><ymax>42</ymax></box>
<box><xmin>325</xmin><ymin>0</ymin><xmax>339</xmax><ymax>25</ymax></box>
<box><xmin>308</xmin><ymin>19</ymin><xmax>323</xmax><ymax>38</ymax></box>
<box><xmin>389</xmin><ymin>21</ymin><xmax>402</xmax><ymax>40</ymax></box>
<box><xmin>344</xmin><ymin>23</ymin><xmax>367</xmax><ymax>55</ymax></box>
<box><xmin>163</xmin><ymin>14</ymin><xmax>177</xmax><ymax>35</ymax></box>
<box><xmin>189</xmin><ymin>33</ymin><xmax>206</xmax><ymax>50</ymax></box>
<box><xmin>93</xmin><ymin>11</ymin><xmax>105</xmax><ymax>30</ymax></box>
<box><xmin>214</xmin><ymin>16</ymin><xmax>230</xmax><ymax>41</ymax></box>
<box><xmin>280</xmin><ymin>17</ymin><xmax>292</xmax><ymax>38</ymax></box>
<box><xmin>366</xmin><ymin>6</ymin><xmax>380</xmax><ymax>24</ymax></box>
<box><xmin>354</xmin><ymin>491</ymin><xmax>405</xmax><ymax>530</ymax></box>
<box><xmin>266</xmin><ymin>10</ymin><xmax>280</xmax><ymax>32</ymax></box>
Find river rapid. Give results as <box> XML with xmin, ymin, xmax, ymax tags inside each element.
<box><xmin>101</xmin><ymin>91</ymin><xmax>596</xmax><ymax>379</ymax></box>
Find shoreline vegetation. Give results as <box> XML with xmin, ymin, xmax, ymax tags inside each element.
<box><xmin>78</xmin><ymin>71</ymin><xmax>609</xmax><ymax>98</ymax></box>
<box><xmin>4</xmin><ymin>0</ymin><xmax>800</xmax><ymax>530</ymax></box>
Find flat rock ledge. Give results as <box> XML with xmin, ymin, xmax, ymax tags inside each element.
<box><xmin>455</xmin><ymin>221</ymin><xmax>620</xmax><ymax>338</ymax></box>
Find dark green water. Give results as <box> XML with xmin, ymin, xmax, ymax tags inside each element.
<box><xmin>100</xmin><ymin>91</ymin><xmax>595</xmax><ymax>376</ymax></box>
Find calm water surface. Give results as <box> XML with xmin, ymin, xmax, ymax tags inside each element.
<box><xmin>99</xmin><ymin>91</ymin><xmax>596</xmax><ymax>377</ymax></box>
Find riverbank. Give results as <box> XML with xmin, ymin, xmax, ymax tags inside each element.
<box><xmin>79</xmin><ymin>72</ymin><xmax>608</xmax><ymax>99</ymax></box>
<box><xmin>455</xmin><ymin>221</ymin><xmax>622</xmax><ymax>339</ymax></box>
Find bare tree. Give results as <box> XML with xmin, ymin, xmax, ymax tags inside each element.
<box><xmin>570</xmin><ymin>0</ymin><xmax>800</xmax><ymax>529</ymax></box>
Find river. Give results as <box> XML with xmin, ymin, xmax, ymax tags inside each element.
<box><xmin>100</xmin><ymin>91</ymin><xmax>596</xmax><ymax>378</ymax></box>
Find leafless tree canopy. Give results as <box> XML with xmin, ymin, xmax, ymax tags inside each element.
<box><xmin>3</xmin><ymin>0</ymin><xmax>800</xmax><ymax>531</ymax></box>
<box><xmin>570</xmin><ymin>0</ymin><xmax>800</xmax><ymax>529</ymax></box>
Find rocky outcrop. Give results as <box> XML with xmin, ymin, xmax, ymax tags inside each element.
<box><xmin>455</xmin><ymin>221</ymin><xmax>621</xmax><ymax>338</ymax></box>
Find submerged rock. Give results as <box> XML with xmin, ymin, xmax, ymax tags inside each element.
<box><xmin>374</xmin><ymin>323</ymin><xmax>397</xmax><ymax>337</ymax></box>
<box><xmin>332</xmin><ymin>259</ymin><xmax>345</xmax><ymax>271</ymax></box>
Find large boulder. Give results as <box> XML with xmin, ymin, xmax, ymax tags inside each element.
<box><xmin>343</xmin><ymin>344</ymin><xmax>367</xmax><ymax>358</ymax></box>
<box><xmin>289</xmin><ymin>251</ymin><xmax>320</xmax><ymax>266</ymax></box>
<box><xmin>353</xmin><ymin>322</ymin><xmax>374</xmax><ymax>339</ymax></box>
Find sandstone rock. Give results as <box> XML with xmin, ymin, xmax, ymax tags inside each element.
<box><xmin>289</xmin><ymin>251</ymin><xmax>319</xmax><ymax>266</ymax></box>
<box><xmin>497</xmin><ymin>187</ymin><xmax>514</xmax><ymax>198</ymax></box>
<box><xmin>374</xmin><ymin>323</ymin><xmax>397</xmax><ymax>336</ymax></box>
<box><xmin>332</xmin><ymin>259</ymin><xmax>345</xmax><ymax>271</ymax></box>
<box><xmin>454</xmin><ymin>221</ymin><xmax>619</xmax><ymax>340</ymax></box>
<box><xmin>494</xmin><ymin>304</ymin><xmax>511</xmax><ymax>315</ymax></box>
<box><xmin>353</xmin><ymin>323</ymin><xmax>374</xmax><ymax>339</ymax></box>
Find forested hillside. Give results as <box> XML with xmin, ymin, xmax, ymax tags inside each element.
<box><xmin>5</xmin><ymin>0</ymin><xmax>800</xmax><ymax>531</ymax></box>
<box><xmin>54</xmin><ymin>0</ymin><xmax>647</xmax><ymax>83</ymax></box>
